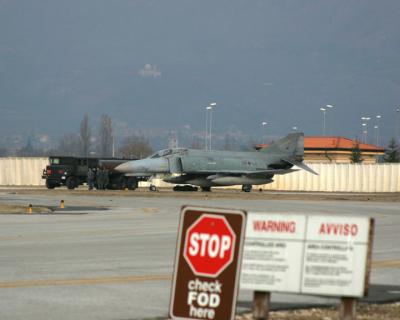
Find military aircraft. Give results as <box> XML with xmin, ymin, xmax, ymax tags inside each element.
<box><xmin>115</xmin><ymin>132</ymin><xmax>317</xmax><ymax>192</ymax></box>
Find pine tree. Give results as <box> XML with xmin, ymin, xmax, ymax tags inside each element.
<box><xmin>350</xmin><ymin>142</ymin><xmax>363</xmax><ymax>163</ymax></box>
<box><xmin>385</xmin><ymin>138</ymin><xmax>400</xmax><ymax>163</ymax></box>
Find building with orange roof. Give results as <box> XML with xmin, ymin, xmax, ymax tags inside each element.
<box><xmin>303</xmin><ymin>136</ymin><xmax>385</xmax><ymax>163</ymax></box>
<box><xmin>257</xmin><ymin>136</ymin><xmax>385</xmax><ymax>164</ymax></box>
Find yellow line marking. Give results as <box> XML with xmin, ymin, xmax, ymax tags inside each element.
<box><xmin>1</xmin><ymin>260</ymin><xmax>398</xmax><ymax>289</ymax></box>
<box><xmin>0</xmin><ymin>274</ymin><xmax>171</xmax><ymax>289</ymax></box>
<box><xmin>372</xmin><ymin>260</ymin><xmax>400</xmax><ymax>269</ymax></box>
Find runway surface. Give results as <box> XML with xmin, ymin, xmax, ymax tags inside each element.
<box><xmin>0</xmin><ymin>189</ymin><xmax>399</xmax><ymax>319</ymax></box>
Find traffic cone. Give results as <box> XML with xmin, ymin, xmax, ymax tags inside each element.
<box><xmin>60</xmin><ymin>200</ymin><xmax>65</xmax><ymax>209</ymax></box>
<box><xmin>27</xmin><ymin>204</ymin><xmax>33</xmax><ymax>214</ymax></box>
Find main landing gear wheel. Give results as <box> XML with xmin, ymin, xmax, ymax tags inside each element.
<box><xmin>242</xmin><ymin>184</ymin><xmax>252</xmax><ymax>192</ymax></box>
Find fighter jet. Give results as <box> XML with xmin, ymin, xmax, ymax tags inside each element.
<box><xmin>115</xmin><ymin>132</ymin><xmax>317</xmax><ymax>192</ymax></box>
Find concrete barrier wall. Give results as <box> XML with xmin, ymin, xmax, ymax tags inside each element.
<box><xmin>0</xmin><ymin>157</ymin><xmax>48</xmax><ymax>186</ymax></box>
<box><xmin>1</xmin><ymin>158</ymin><xmax>399</xmax><ymax>192</ymax></box>
<box><xmin>263</xmin><ymin>163</ymin><xmax>400</xmax><ymax>193</ymax></box>
<box><xmin>141</xmin><ymin>163</ymin><xmax>400</xmax><ymax>193</ymax></box>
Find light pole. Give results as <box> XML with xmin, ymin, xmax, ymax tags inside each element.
<box><xmin>396</xmin><ymin>107</ymin><xmax>400</xmax><ymax>143</ymax></box>
<box><xmin>375</xmin><ymin>115</ymin><xmax>381</xmax><ymax>146</ymax></box>
<box><xmin>361</xmin><ymin>116</ymin><xmax>371</xmax><ymax>144</ymax></box>
<box><xmin>320</xmin><ymin>104</ymin><xmax>334</xmax><ymax>136</ymax></box>
<box><xmin>374</xmin><ymin>125</ymin><xmax>378</xmax><ymax>145</ymax></box>
<box><xmin>205</xmin><ymin>106</ymin><xmax>210</xmax><ymax>150</ymax></box>
<box><xmin>261</xmin><ymin>121</ymin><xmax>267</xmax><ymax>143</ymax></box>
<box><xmin>112</xmin><ymin>135</ymin><xmax>115</xmax><ymax>158</ymax></box>
<box><xmin>208</xmin><ymin>102</ymin><xmax>217</xmax><ymax>150</ymax></box>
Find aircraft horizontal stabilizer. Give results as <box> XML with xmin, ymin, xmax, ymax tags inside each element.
<box><xmin>283</xmin><ymin>158</ymin><xmax>318</xmax><ymax>175</ymax></box>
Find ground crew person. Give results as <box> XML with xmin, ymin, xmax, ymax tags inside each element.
<box><xmin>97</xmin><ymin>168</ymin><xmax>104</xmax><ymax>190</ymax></box>
<box><xmin>87</xmin><ymin>168</ymin><xmax>95</xmax><ymax>190</ymax></box>
<box><xmin>103</xmin><ymin>168</ymin><xmax>109</xmax><ymax>190</ymax></box>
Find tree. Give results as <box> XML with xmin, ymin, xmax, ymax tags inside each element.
<box><xmin>223</xmin><ymin>134</ymin><xmax>236</xmax><ymax>151</ymax></box>
<box><xmin>350</xmin><ymin>142</ymin><xmax>363</xmax><ymax>163</ymax></box>
<box><xmin>56</xmin><ymin>133</ymin><xmax>81</xmax><ymax>156</ymax></box>
<box><xmin>80</xmin><ymin>114</ymin><xmax>91</xmax><ymax>157</ymax></box>
<box><xmin>98</xmin><ymin>114</ymin><xmax>113</xmax><ymax>157</ymax></box>
<box><xmin>15</xmin><ymin>138</ymin><xmax>46</xmax><ymax>157</ymax></box>
<box><xmin>385</xmin><ymin>138</ymin><xmax>400</xmax><ymax>163</ymax></box>
<box><xmin>190</xmin><ymin>138</ymin><xmax>203</xmax><ymax>150</ymax></box>
<box><xmin>119</xmin><ymin>134</ymin><xmax>153</xmax><ymax>159</ymax></box>
<box><xmin>0</xmin><ymin>147</ymin><xmax>8</xmax><ymax>157</ymax></box>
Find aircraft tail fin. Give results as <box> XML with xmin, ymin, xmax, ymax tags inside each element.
<box><xmin>260</xmin><ymin>132</ymin><xmax>318</xmax><ymax>175</ymax></box>
<box><xmin>260</xmin><ymin>132</ymin><xmax>304</xmax><ymax>158</ymax></box>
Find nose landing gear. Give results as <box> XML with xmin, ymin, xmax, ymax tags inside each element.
<box><xmin>242</xmin><ymin>184</ymin><xmax>252</xmax><ymax>192</ymax></box>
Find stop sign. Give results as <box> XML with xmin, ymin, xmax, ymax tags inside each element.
<box><xmin>184</xmin><ymin>214</ymin><xmax>236</xmax><ymax>277</ymax></box>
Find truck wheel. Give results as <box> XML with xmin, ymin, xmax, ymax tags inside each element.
<box><xmin>46</xmin><ymin>180</ymin><xmax>56</xmax><ymax>189</ymax></box>
<box><xmin>126</xmin><ymin>177</ymin><xmax>138</xmax><ymax>190</ymax></box>
<box><xmin>113</xmin><ymin>176</ymin><xmax>125</xmax><ymax>190</ymax></box>
<box><xmin>66</xmin><ymin>177</ymin><xmax>76</xmax><ymax>190</ymax></box>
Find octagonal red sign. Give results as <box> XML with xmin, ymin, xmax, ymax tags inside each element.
<box><xmin>184</xmin><ymin>214</ymin><xmax>236</xmax><ymax>277</ymax></box>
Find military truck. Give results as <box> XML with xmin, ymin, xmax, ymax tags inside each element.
<box><xmin>42</xmin><ymin>156</ymin><xmax>140</xmax><ymax>190</ymax></box>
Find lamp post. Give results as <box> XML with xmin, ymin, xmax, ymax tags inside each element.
<box><xmin>205</xmin><ymin>106</ymin><xmax>210</xmax><ymax>150</ymax></box>
<box><xmin>112</xmin><ymin>135</ymin><xmax>115</xmax><ymax>158</ymax></box>
<box><xmin>261</xmin><ymin>121</ymin><xmax>267</xmax><ymax>143</ymax></box>
<box><xmin>208</xmin><ymin>102</ymin><xmax>217</xmax><ymax>150</ymax></box>
<box><xmin>396</xmin><ymin>107</ymin><xmax>400</xmax><ymax>143</ymax></box>
<box><xmin>361</xmin><ymin>116</ymin><xmax>371</xmax><ymax>144</ymax></box>
<box><xmin>375</xmin><ymin>115</ymin><xmax>381</xmax><ymax>146</ymax></box>
<box><xmin>320</xmin><ymin>104</ymin><xmax>334</xmax><ymax>136</ymax></box>
<box><xmin>374</xmin><ymin>125</ymin><xmax>379</xmax><ymax>146</ymax></box>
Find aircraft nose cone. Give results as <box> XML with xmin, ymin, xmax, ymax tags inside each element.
<box><xmin>115</xmin><ymin>162</ymin><xmax>133</xmax><ymax>173</ymax></box>
<box><xmin>115</xmin><ymin>158</ymin><xmax>169</xmax><ymax>174</ymax></box>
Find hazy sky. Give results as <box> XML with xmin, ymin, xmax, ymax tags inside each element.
<box><xmin>1</xmin><ymin>0</ymin><xmax>399</xmax><ymax>146</ymax></box>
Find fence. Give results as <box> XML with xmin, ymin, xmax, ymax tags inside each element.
<box><xmin>0</xmin><ymin>158</ymin><xmax>399</xmax><ymax>192</ymax></box>
<box><xmin>0</xmin><ymin>157</ymin><xmax>49</xmax><ymax>186</ymax></box>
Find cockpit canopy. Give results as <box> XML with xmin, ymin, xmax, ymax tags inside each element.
<box><xmin>148</xmin><ymin>148</ymin><xmax>188</xmax><ymax>158</ymax></box>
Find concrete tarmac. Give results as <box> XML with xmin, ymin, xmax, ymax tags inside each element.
<box><xmin>0</xmin><ymin>189</ymin><xmax>399</xmax><ymax>319</ymax></box>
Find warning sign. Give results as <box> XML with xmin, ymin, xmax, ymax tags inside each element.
<box><xmin>301</xmin><ymin>215</ymin><xmax>373</xmax><ymax>297</ymax></box>
<box><xmin>241</xmin><ymin>213</ymin><xmax>374</xmax><ymax>298</ymax></box>
<box><xmin>240</xmin><ymin>214</ymin><xmax>306</xmax><ymax>293</ymax></box>
<box><xmin>170</xmin><ymin>206</ymin><xmax>246</xmax><ymax>320</ymax></box>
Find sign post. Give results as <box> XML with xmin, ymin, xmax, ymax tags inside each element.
<box><xmin>253</xmin><ymin>291</ymin><xmax>270</xmax><ymax>320</ymax></box>
<box><xmin>170</xmin><ymin>206</ymin><xmax>246</xmax><ymax>320</ymax></box>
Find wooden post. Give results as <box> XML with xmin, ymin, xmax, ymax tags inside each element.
<box><xmin>339</xmin><ymin>297</ymin><xmax>357</xmax><ymax>320</ymax></box>
<box><xmin>252</xmin><ymin>291</ymin><xmax>270</xmax><ymax>320</ymax></box>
